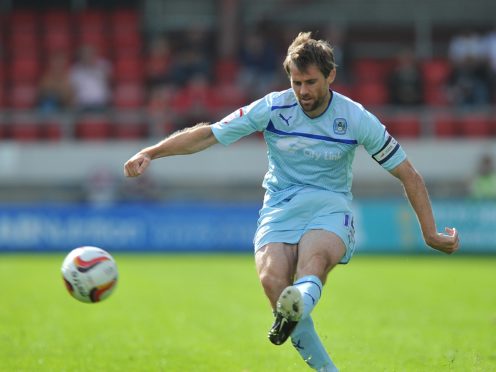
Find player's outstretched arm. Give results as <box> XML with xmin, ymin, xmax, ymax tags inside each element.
<box><xmin>124</xmin><ymin>123</ymin><xmax>218</xmax><ymax>177</ymax></box>
<box><xmin>389</xmin><ymin>159</ymin><xmax>460</xmax><ymax>254</ymax></box>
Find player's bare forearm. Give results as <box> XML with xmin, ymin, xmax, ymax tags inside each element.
<box><xmin>145</xmin><ymin>123</ymin><xmax>218</xmax><ymax>159</ymax></box>
<box><xmin>390</xmin><ymin>160</ymin><xmax>459</xmax><ymax>254</ymax></box>
<box><xmin>124</xmin><ymin>123</ymin><xmax>218</xmax><ymax>177</ymax></box>
<box><xmin>391</xmin><ymin>160</ymin><xmax>436</xmax><ymax>240</ymax></box>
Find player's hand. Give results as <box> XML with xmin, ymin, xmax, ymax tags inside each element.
<box><xmin>124</xmin><ymin>152</ymin><xmax>151</xmax><ymax>177</ymax></box>
<box><xmin>426</xmin><ymin>227</ymin><xmax>459</xmax><ymax>254</ymax></box>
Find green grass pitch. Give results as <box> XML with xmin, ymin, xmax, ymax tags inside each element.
<box><xmin>0</xmin><ymin>254</ymin><xmax>494</xmax><ymax>371</ymax></box>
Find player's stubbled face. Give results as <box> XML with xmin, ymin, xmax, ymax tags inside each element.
<box><xmin>289</xmin><ymin>63</ymin><xmax>335</xmax><ymax>118</ymax></box>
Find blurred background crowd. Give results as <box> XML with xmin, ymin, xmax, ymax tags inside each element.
<box><xmin>1</xmin><ymin>0</ymin><xmax>496</xmax><ymax>138</ymax></box>
<box><xmin>0</xmin><ymin>0</ymin><xmax>496</xmax><ymax>204</ymax></box>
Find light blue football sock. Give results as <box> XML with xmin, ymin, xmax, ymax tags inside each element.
<box><xmin>291</xmin><ymin>316</ymin><xmax>338</xmax><ymax>371</ymax></box>
<box><xmin>293</xmin><ymin>275</ymin><xmax>323</xmax><ymax>319</ymax></box>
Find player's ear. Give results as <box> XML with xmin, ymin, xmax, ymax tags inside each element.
<box><xmin>327</xmin><ymin>68</ymin><xmax>336</xmax><ymax>85</ymax></box>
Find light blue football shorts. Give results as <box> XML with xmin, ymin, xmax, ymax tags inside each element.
<box><xmin>253</xmin><ymin>189</ymin><xmax>356</xmax><ymax>264</ymax></box>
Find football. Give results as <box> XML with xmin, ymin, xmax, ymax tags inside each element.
<box><xmin>61</xmin><ymin>246</ymin><xmax>118</xmax><ymax>303</ymax></box>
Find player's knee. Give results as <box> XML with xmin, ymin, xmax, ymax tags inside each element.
<box><xmin>259</xmin><ymin>269</ymin><xmax>291</xmax><ymax>300</ymax></box>
<box><xmin>259</xmin><ymin>270</ymin><xmax>284</xmax><ymax>291</ymax></box>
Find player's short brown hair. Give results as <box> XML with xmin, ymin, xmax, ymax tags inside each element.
<box><xmin>283</xmin><ymin>32</ymin><xmax>336</xmax><ymax>78</ymax></box>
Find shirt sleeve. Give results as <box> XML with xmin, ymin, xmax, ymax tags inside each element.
<box><xmin>355</xmin><ymin>110</ymin><xmax>407</xmax><ymax>171</ymax></box>
<box><xmin>211</xmin><ymin>95</ymin><xmax>272</xmax><ymax>146</ymax></box>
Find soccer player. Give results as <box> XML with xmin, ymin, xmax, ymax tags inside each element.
<box><xmin>124</xmin><ymin>32</ymin><xmax>459</xmax><ymax>371</ymax></box>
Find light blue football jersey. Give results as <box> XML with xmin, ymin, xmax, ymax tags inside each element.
<box><xmin>211</xmin><ymin>89</ymin><xmax>406</xmax><ymax>208</ymax></box>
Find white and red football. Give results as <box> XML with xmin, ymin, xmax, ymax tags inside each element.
<box><xmin>61</xmin><ymin>246</ymin><xmax>118</xmax><ymax>303</ymax></box>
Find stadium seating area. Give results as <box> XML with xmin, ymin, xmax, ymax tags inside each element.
<box><xmin>0</xmin><ymin>8</ymin><xmax>495</xmax><ymax>142</ymax></box>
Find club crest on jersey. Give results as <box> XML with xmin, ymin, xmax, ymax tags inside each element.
<box><xmin>333</xmin><ymin>118</ymin><xmax>347</xmax><ymax>135</ymax></box>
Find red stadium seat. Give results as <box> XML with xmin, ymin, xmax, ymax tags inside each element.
<box><xmin>78</xmin><ymin>29</ymin><xmax>109</xmax><ymax>54</ymax></box>
<box><xmin>421</xmin><ymin>59</ymin><xmax>452</xmax><ymax>85</ymax></box>
<box><xmin>386</xmin><ymin>114</ymin><xmax>422</xmax><ymax>138</ymax></box>
<box><xmin>332</xmin><ymin>84</ymin><xmax>354</xmax><ymax>99</ymax></box>
<box><xmin>172</xmin><ymin>82</ymin><xmax>223</xmax><ymax>115</ymax></box>
<box><xmin>459</xmin><ymin>115</ymin><xmax>492</xmax><ymax>138</ymax></box>
<box><xmin>421</xmin><ymin>59</ymin><xmax>452</xmax><ymax>107</ymax></box>
<box><xmin>9</xmin><ymin>45</ymin><xmax>40</xmax><ymax>61</ymax></box>
<box><xmin>0</xmin><ymin>84</ymin><xmax>6</xmax><ymax>109</ymax></box>
<box><xmin>9</xmin><ymin>83</ymin><xmax>38</xmax><ymax>109</ymax></box>
<box><xmin>212</xmin><ymin>82</ymin><xmax>246</xmax><ymax>109</ymax></box>
<box><xmin>113</xmin><ymin>121</ymin><xmax>147</xmax><ymax>139</ymax></box>
<box><xmin>0</xmin><ymin>62</ymin><xmax>5</xmax><ymax>87</ymax></box>
<box><xmin>113</xmin><ymin>82</ymin><xmax>145</xmax><ymax>108</ymax></box>
<box><xmin>352</xmin><ymin>59</ymin><xmax>393</xmax><ymax>83</ymax></box>
<box><xmin>8</xmin><ymin>33</ymin><xmax>40</xmax><ymax>61</ymax></box>
<box><xmin>114</xmin><ymin>58</ymin><xmax>144</xmax><ymax>82</ymax></box>
<box><xmin>8</xmin><ymin>59</ymin><xmax>41</xmax><ymax>83</ymax></box>
<box><xmin>434</xmin><ymin>114</ymin><xmax>458</xmax><ymax>138</ymax></box>
<box><xmin>112</xmin><ymin>111</ymin><xmax>147</xmax><ymax>139</ymax></box>
<box><xmin>112</xmin><ymin>31</ymin><xmax>143</xmax><ymax>59</ymax></box>
<box><xmin>10</xmin><ymin>125</ymin><xmax>41</xmax><ymax>141</ymax></box>
<box><xmin>114</xmin><ymin>124</ymin><xmax>147</xmax><ymax>139</ymax></box>
<box><xmin>43</xmin><ymin>30</ymin><xmax>74</xmax><ymax>55</ymax></box>
<box><xmin>75</xmin><ymin>116</ymin><xmax>113</xmax><ymax>140</ymax></box>
<box><xmin>112</xmin><ymin>30</ymin><xmax>142</xmax><ymax>48</ymax></box>
<box><xmin>77</xmin><ymin>9</ymin><xmax>107</xmax><ymax>32</ymax></box>
<box><xmin>110</xmin><ymin>9</ymin><xmax>139</xmax><ymax>29</ymax></box>
<box><xmin>155</xmin><ymin>120</ymin><xmax>175</xmax><ymax>137</ymax></box>
<box><xmin>423</xmin><ymin>84</ymin><xmax>449</xmax><ymax>106</ymax></box>
<box><xmin>113</xmin><ymin>46</ymin><xmax>142</xmax><ymax>60</ymax></box>
<box><xmin>0</xmin><ymin>13</ymin><xmax>4</xmax><ymax>36</ymax></box>
<box><xmin>8</xmin><ymin>31</ymin><xmax>39</xmax><ymax>48</ymax></box>
<box><xmin>144</xmin><ymin>52</ymin><xmax>172</xmax><ymax>83</ymax></box>
<box><xmin>0</xmin><ymin>123</ymin><xmax>7</xmax><ymax>139</ymax></box>
<box><xmin>490</xmin><ymin>118</ymin><xmax>496</xmax><ymax>136</ymax></box>
<box><xmin>9</xmin><ymin>10</ymin><xmax>38</xmax><ymax>33</ymax></box>
<box><xmin>9</xmin><ymin>115</ymin><xmax>42</xmax><ymax>141</ymax></box>
<box><xmin>41</xmin><ymin>9</ymin><xmax>72</xmax><ymax>28</ymax></box>
<box><xmin>43</xmin><ymin>120</ymin><xmax>64</xmax><ymax>141</ymax></box>
<box><xmin>352</xmin><ymin>81</ymin><xmax>389</xmax><ymax>106</ymax></box>
<box><xmin>214</xmin><ymin>58</ymin><xmax>240</xmax><ymax>84</ymax></box>
<box><xmin>0</xmin><ymin>97</ymin><xmax>7</xmax><ymax>138</ymax></box>
<box><xmin>109</xmin><ymin>12</ymin><xmax>141</xmax><ymax>59</ymax></box>
<box><xmin>42</xmin><ymin>10</ymin><xmax>73</xmax><ymax>55</ymax></box>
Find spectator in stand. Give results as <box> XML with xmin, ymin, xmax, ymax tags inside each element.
<box><xmin>323</xmin><ymin>24</ymin><xmax>353</xmax><ymax>85</ymax></box>
<box><xmin>69</xmin><ymin>45</ymin><xmax>112</xmax><ymax>111</ymax></box>
<box><xmin>238</xmin><ymin>30</ymin><xmax>280</xmax><ymax>99</ymax></box>
<box><xmin>120</xmin><ymin>172</ymin><xmax>161</xmax><ymax>202</ymax></box>
<box><xmin>146</xmin><ymin>83</ymin><xmax>177</xmax><ymax>136</ymax></box>
<box><xmin>449</xmin><ymin>30</ymin><xmax>485</xmax><ymax>65</ymax></box>
<box><xmin>172</xmin><ymin>73</ymin><xmax>220</xmax><ymax>129</ymax></box>
<box><xmin>37</xmin><ymin>52</ymin><xmax>74</xmax><ymax>113</ymax></box>
<box><xmin>145</xmin><ymin>35</ymin><xmax>173</xmax><ymax>90</ymax></box>
<box><xmin>388</xmin><ymin>48</ymin><xmax>424</xmax><ymax>106</ymax></box>
<box><xmin>84</xmin><ymin>167</ymin><xmax>119</xmax><ymax>206</ymax></box>
<box><xmin>469</xmin><ymin>154</ymin><xmax>496</xmax><ymax>200</ymax></box>
<box><xmin>483</xmin><ymin>26</ymin><xmax>496</xmax><ymax>99</ymax></box>
<box><xmin>167</xmin><ymin>28</ymin><xmax>213</xmax><ymax>87</ymax></box>
<box><xmin>446</xmin><ymin>30</ymin><xmax>491</xmax><ymax>106</ymax></box>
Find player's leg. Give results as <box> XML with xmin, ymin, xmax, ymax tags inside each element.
<box><xmin>294</xmin><ymin>230</ymin><xmax>345</xmax><ymax>317</ymax></box>
<box><xmin>255</xmin><ymin>242</ymin><xmax>300</xmax><ymax>344</ymax></box>
<box><xmin>291</xmin><ymin>317</ymin><xmax>337</xmax><ymax>371</ymax></box>
<box><xmin>289</xmin><ymin>230</ymin><xmax>345</xmax><ymax>371</ymax></box>
<box><xmin>274</xmin><ymin>231</ymin><xmax>345</xmax><ymax>333</ymax></box>
<box><xmin>255</xmin><ymin>242</ymin><xmax>297</xmax><ymax>309</ymax></box>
